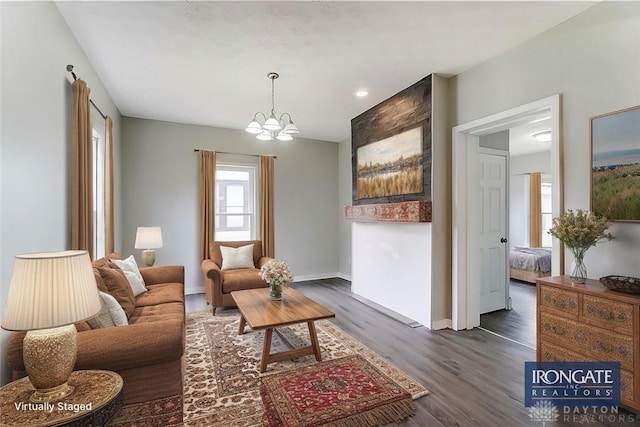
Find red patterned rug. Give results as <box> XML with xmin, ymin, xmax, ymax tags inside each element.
<box><xmin>260</xmin><ymin>354</ymin><xmax>415</xmax><ymax>427</ymax></box>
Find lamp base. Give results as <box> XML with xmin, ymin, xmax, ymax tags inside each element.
<box><xmin>23</xmin><ymin>325</ymin><xmax>77</xmax><ymax>403</ymax></box>
<box><xmin>141</xmin><ymin>249</ymin><xmax>156</xmax><ymax>267</ymax></box>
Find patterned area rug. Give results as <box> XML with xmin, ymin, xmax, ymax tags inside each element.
<box><xmin>261</xmin><ymin>354</ymin><xmax>415</xmax><ymax>427</ymax></box>
<box><xmin>182</xmin><ymin>310</ymin><xmax>428</xmax><ymax>427</ymax></box>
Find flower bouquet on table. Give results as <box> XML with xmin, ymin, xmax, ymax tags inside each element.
<box><xmin>259</xmin><ymin>259</ymin><xmax>293</xmax><ymax>301</ymax></box>
<box><xmin>548</xmin><ymin>209</ymin><xmax>613</xmax><ymax>283</ymax></box>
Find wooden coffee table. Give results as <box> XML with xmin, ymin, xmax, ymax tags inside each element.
<box><xmin>232</xmin><ymin>287</ymin><xmax>335</xmax><ymax>372</ymax></box>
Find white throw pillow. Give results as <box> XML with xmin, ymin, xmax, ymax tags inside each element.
<box><xmin>113</xmin><ymin>255</ymin><xmax>147</xmax><ymax>296</ymax></box>
<box><xmin>220</xmin><ymin>244</ymin><xmax>255</xmax><ymax>271</ymax></box>
<box><xmin>88</xmin><ymin>291</ymin><xmax>129</xmax><ymax>328</ymax></box>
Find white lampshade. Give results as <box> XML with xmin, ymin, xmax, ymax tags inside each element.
<box><xmin>256</xmin><ymin>130</ymin><xmax>273</xmax><ymax>141</ymax></box>
<box><xmin>276</xmin><ymin>131</ymin><xmax>293</xmax><ymax>141</ymax></box>
<box><xmin>135</xmin><ymin>226</ymin><xmax>163</xmax><ymax>249</ymax></box>
<box><xmin>245</xmin><ymin>120</ymin><xmax>263</xmax><ymax>134</ymax></box>
<box><xmin>282</xmin><ymin>122</ymin><xmax>299</xmax><ymax>134</ymax></box>
<box><xmin>1</xmin><ymin>250</ymin><xmax>101</xmax><ymax>331</ymax></box>
<box><xmin>263</xmin><ymin>115</ymin><xmax>281</xmax><ymax>131</ymax></box>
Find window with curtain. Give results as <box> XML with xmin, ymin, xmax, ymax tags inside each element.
<box><xmin>92</xmin><ymin>111</ymin><xmax>106</xmax><ymax>259</ymax></box>
<box><xmin>541</xmin><ymin>182</ymin><xmax>553</xmax><ymax>248</ymax></box>
<box><xmin>215</xmin><ymin>164</ymin><xmax>257</xmax><ymax>241</ymax></box>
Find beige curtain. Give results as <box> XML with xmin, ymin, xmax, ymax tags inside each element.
<box><xmin>199</xmin><ymin>150</ymin><xmax>216</xmax><ymax>260</ymax></box>
<box><xmin>529</xmin><ymin>172</ymin><xmax>542</xmax><ymax>248</ymax></box>
<box><xmin>71</xmin><ymin>79</ymin><xmax>94</xmax><ymax>259</ymax></box>
<box><xmin>260</xmin><ymin>155</ymin><xmax>275</xmax><ymax>258</ymax></box>
<box><xmin>104</xmin><ymin>116</ymin><xmax>115</xmax><ymax>255</ymax></box>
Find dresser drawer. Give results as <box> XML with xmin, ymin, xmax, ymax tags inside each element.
<box><xmin>540</xmin><ymin>312</ymin><xmax>634</xmax><ymax>370</ymax></box>
<box><xmin>540</xmin><ymin>285</ymin><xmax>578</xmax><ymax>316</ymax></box>
<box><xmin>582</xmin><ymin>294</ymin><xmax>634</xmax><ymax>335</ymax></box>
<box><xmin>539</xmin><ymin>341</ymin><xmax>634</xmax><ymax>404</ymax></box>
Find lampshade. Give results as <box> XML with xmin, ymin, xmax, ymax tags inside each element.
<box><xmin>282</xmin><ymin>122</ymin><xmax>299</xmax><ymax>134</ymax></box>
<box><xmin>276</xmin><ymin>131</ymin><xmax>293</xmax><ymax>141</ymax></box>
<box><xmin>256</xmin><ymin>130</ymin><xmax>273</xmax><ymax>141</ymax></box>
<box><xmin>1</xmin><ymin>250</ymin><xmax>100</xmax><ymax>331</ymax></box>
<box><xmin>245</xmin><ymin>120</ymin><xmax>263</xmax><ymax>134</ymax></box>
<box><xmin>263</xmin><ymin>115</ymin><xmax>281</xmax><ymax>131</ymax></box>
<box><xmin>135</xmin><ymin>226</ymin><xmax>163</xmax><ymax>249</ymax></box>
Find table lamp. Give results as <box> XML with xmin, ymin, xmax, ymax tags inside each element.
<box><xmin>1</xmin><ymin>250</ymin><xmax>100</xmax><ymax>402</ymax></box>
<box><xmin>134</xmin><ymin>226</ymin><xmax>163</xmax><ymax>266</ymax></box>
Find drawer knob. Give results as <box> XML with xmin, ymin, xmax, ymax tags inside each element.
<box><xmin>618</xmin><ymin>312</ymin><xmax>627</xmax><ymax>322</ymax></box>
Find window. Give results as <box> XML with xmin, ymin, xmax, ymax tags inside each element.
<box><xmin>92</xmin><ymin>110</ymin><xmax>106</xmax><ymax>259</ymax></box>
<box><xmin>541</xmin><ymin>182</ymin><xmax>552</xmax><ymax>248</ymax></box>
<box><xmin>215</xmin><ymin>164</ymin><xmax>256</xmax><ymax>241</ymax></box>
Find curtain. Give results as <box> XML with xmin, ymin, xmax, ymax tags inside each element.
<box><xmin>199</xmin><ymin>150</ymin><xmax>216</xmax><ymax>260</ymax></box>
<box><xmin>104</xmin><ymin>116</ymin><xmax>115</xmax><ymax>255</ymax></box>
<box><xmin>260</xmin><ymin>155</ymin><xmax>275</xmax><ymax>258</ymax></box>
<box><xmin>529</xmin><ymin>172</ymin><xmax>542</xmax><ymax>248</ymax></box>
<box><xmin>71</xmin><ymin>79</ymin><xmax>94</xmax><ymax>259</ymax></box>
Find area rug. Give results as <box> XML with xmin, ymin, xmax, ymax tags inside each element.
<box><xmin>260</xmin><ymin>354</ymin><xmax>415</xmax><ymax>427</ymax></box>
<box><xmin>111</xmin><ymin>310</ymin><xmax>428</xmax><ymax>426</ymax></box>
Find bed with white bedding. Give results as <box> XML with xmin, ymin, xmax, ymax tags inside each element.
<box><xmin>509</xmin><ymin>247</ymin><xmax>552</xmax><ymax>283</ymax></box>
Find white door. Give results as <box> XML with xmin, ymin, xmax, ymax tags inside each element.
<box><xmin>479</xmin><ymin>151</ymin><xmax>508</xmax><ymax>314</ymax></box>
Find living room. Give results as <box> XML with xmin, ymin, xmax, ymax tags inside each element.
<box><xmin>2</xmin><ymin>1</ymin><xmax>640</xmax><ymax>425</ymax></box>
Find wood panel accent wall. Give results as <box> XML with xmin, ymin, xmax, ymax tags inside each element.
<box><xmin>350</xmin><ymin>75</ymin><xmax>432</xmax><ymax>206</ymax></box>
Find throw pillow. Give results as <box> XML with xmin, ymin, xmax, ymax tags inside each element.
<box><xmin>97</xmin><ymin>267</ymin><xmax>136</xmax><ymax>318</ymax></box>
<box><xmin>112</xmin><ymin>255</ymin><xmax>147</xmax><ymax>296</ymax></box>
<box><xmin>220</xmin><ymin>244</ymin><xmax>255</xmax><ymax>271</ymax></box>
<box><xmin>87</xmin><ymin>291</ymin><xmax>128</xmax><ymax>328</ymax></box>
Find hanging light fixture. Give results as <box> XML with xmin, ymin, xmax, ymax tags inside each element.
<box><xmin>245</xmin><ymin>72</ymin><xmax>299</xmax><ymax>141</ymax></box>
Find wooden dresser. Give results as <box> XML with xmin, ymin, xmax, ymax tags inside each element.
<box><xmin>536</xmin><ymin>275</ymin><xmax>640</xmax><ymax>410</ymax></box>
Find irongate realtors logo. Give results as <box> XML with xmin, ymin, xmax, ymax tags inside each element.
<box><xmin>525</xmin><ymin>362</ymin><xmax>620</xmax><ymax>407</ymax></box>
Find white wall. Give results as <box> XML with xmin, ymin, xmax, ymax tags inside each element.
<box><xmin>509</xmin><ymin>174</ymin><xmax>529</xmax><ymax>247</ymax></box>
<box><xmin>121</xmin><ymin>118</ymin><xmax>339</xmax><ymax>294</ymax></box>
<box><xmin>451</xmin><ymin>2</ymin><xmax>640</xmax><ymax>279</ymax></box>
<box><xmin>511</xmin><ymin>150</ymin><xmax>551</xmax><ymax>175</ymax></box>
<box><xmin>0</xmin><ymin>2</ymin><xmax>121</xmax><ymax>385</ymax></box>
<box><xmin>352</xmin><ymin>222</ymin><xmax>431</xmax><ymax>327</ymax></box>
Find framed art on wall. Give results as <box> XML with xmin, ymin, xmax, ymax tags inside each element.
<box><xmin>591</xmin><ymin>105</ymin><xmax>640</xmax><ymax>221</ymax></box>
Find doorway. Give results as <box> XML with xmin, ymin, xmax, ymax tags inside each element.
<box><xmin>452</xmin><ymin>95</ymin><xmax>563</xmax><ymax>331</ymax></box>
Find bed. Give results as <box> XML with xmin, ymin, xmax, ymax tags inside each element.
<box><xmin>509</xmin><ymin>247</ymin><xmax>552</xmax><ymax>283</ymax></box>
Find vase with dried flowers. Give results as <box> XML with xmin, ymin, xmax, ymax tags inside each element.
<box><xmin>259</xmin><ymin>259</ymin><xmax>293</xmax><ymax>301</ymax></box>
<box><xmin>548</xmin><ymin>209</ymin><xmax>614</xmax><ymax>283</ymax></box>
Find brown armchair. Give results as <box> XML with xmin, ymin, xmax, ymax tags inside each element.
<box><xmin>201</xmin><ymin>240</ymin><xmax>273</xmax><ymax>315</ymax></box>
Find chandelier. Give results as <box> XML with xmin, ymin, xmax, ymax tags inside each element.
<box><xmin>245</xmin><ymin>72</ymin><xmax>299</xmax><ymax>141</ymax></box>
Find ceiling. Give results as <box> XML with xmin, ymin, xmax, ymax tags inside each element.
<box><xmin>56</xmin><ymin>1</ymin><xmax>595</xmax><ymax>143</ymax></box>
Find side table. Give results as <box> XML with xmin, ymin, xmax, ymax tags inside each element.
<box><xmin>0</xmin><ymin>370</ymin><xmax>123</xmax><ymax>427</ymax></box>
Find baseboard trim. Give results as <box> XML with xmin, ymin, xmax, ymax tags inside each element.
<box><xmin>431</xmin><ymin>319</ymin><xmax>452</xmax><ymax>330</ymax></box>
<box><xmin>350</xmin><ymin>293</ymin><xmax>422</xmax><ymax>328</ymax></box>
<box><xmin>185</xmin><ymin>286</ymin><xmax>205</xmax><ymax>296</ymax></box>
<box><xmin>335</xmin><ymin>272</ymin><xmax>352</xmax><ymax>281</ymax></box>
<box><xmin>294</xmin><ymin>272</ymin><xmax>341</xmax><ymax>282</ymax></box>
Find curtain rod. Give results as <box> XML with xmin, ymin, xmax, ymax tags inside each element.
<box><xmin>194</xmin><ymin>149</ymin><xmax>277</xmax><ymax>159</ymax></box>
<box><xmin>66</xmin><ymin>65</ymin><xmax>107</xmax><ymax>120</ymax></box>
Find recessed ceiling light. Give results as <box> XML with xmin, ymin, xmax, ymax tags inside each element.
<box><xmin>532</xmin><ymin>130</ymin><xmax>552</xmax><ymax>142</ymax></box>
<box><xmin>356</xmin><ymin>90</ymin><xmax>368</xmax><ymax>97</ymax></box>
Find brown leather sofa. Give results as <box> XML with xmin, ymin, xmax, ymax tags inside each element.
<box><xmin>201</xmin><ymin>240</ymin><xmax>273</xmax><ymax>314</ymax></box>
<box><xmin>6</xmin><ymin>257</ymin><xmax>185</xmax><ymax>424</ymax></box>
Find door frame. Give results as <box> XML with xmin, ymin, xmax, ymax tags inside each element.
<box><xmin>452</xmin><ymin>94</ymin><xmax>563</xmax><ymax>330</ymax></box>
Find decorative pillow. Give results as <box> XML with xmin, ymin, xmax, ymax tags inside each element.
<box><xmin>97</xmin><ymin>267</ymin><xmax>136</xmax><ymax>318</ymax></box>
<box><xmin>87</xmin><ymin>291</ymin><xmax>128</xmax><ymax>328</ymax></box>
<box><xmin>112</xmin><ymin>255</ymin><xmax>147</xmax><ymax>296</ymax></box>
<box><xmin>220</xmin><ymin>244</ymin><xmax>255</xmax><ymax>271</ymax></box>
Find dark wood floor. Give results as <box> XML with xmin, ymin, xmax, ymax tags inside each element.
<box><xmin>480</xmin><ymin>279</ymin><xmax>537</xmax><ymax>349</ymax></box>
<box><xmin>289</xmin><ymin>278</ymin><xmax>633</xmax><ymax>427</ymax></box>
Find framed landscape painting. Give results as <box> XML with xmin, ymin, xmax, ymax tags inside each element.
<box><xmin>356</xmin><ymin>127</ymin><xmax>423</xmax><ymax>200</ymax></box>
<box><xmin>591</xmin><ymin>105</ymin><xmax>640</xmax><ymax>221</ymax></box>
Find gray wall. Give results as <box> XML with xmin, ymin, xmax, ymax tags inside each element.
<box><xmin>451</xmin><ymin>2</ymin><xmax>640</xmax><ymax>279</ymax></box>
<box><xmin>479</xmin><ymin>130</ymin><xmax>509</xmax><ymax>151</ymax></box>
<box><xmin>121</xmin><ymin>118</ymin><xmax>339</xmax><ymax>294</ymax></box>
<box><xmin>338</xmin><ymin>137</ymin><xmax>352</xmax><ymax>279</ymax></box>
<box><xmin>0</xmin><ymin>2</ymin><xmax>122</xmax><ymax>384</ymax></box>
